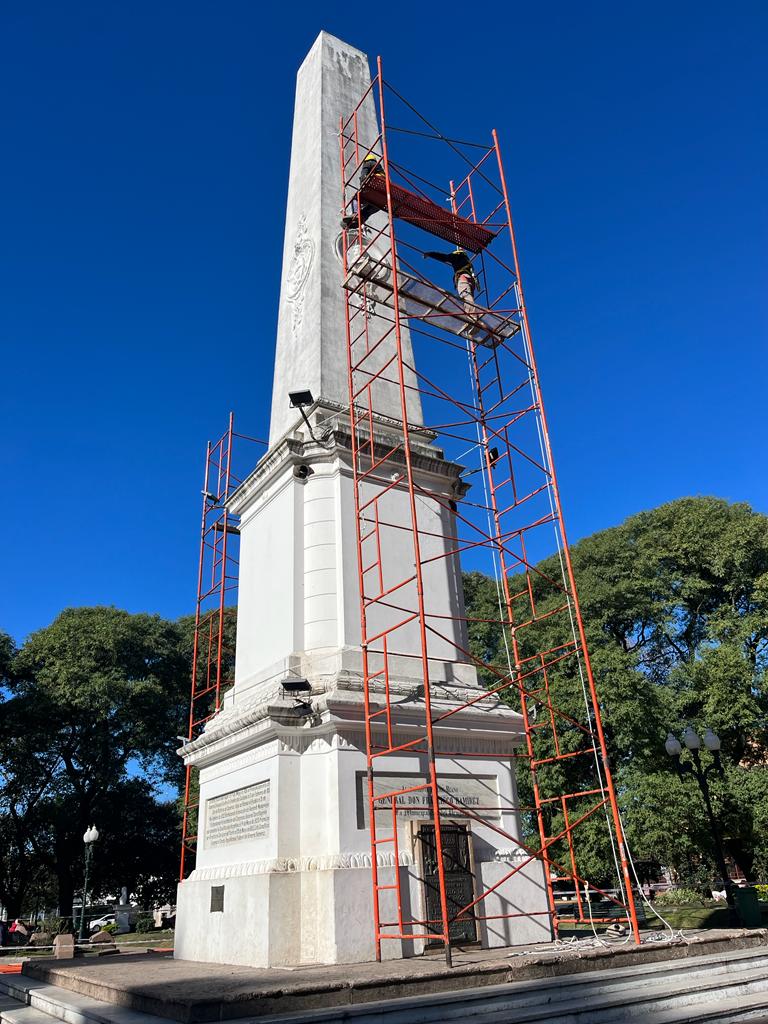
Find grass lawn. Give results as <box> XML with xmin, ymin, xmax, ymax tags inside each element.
<box><xmin>648</xmin><ymin>905</ymin><xmax>739</xmax><ymax>929</ymax></box>
<box><xmin>113</xmin><ymin>929</ymin><xmax>173</xmax><ymax>946</ymax></box>
<box><xmin>0</xmin><ymin>929</ymin><xmax>174</xmax><ymax>960</ymax></box>
<box><xmin>560</xmin><ymin>901</ymin><xmax>768</xmax><ymax>934</ymax></box>
<box><xmin>649</xmin><ymin>903</ymin><xmax>768</xmax><ymax>929</ymax></box>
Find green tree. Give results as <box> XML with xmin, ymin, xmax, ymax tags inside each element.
<box><xmin>0</xmin><ymin>607</ymin><xmax>189</xmax><ymax>915</ymax></box>
<box><xmin>170</xmin><ymin>608</ymin><xmax>237</xmax><ymax>791</ymax></box>
<box><xmin>464</xmin><ymin>497</ymin><xmax>768</xmax><ymax>886</ymax></box>
<box><xmin>0</xmin><ymin>630</ymin><xmax>14</xmax><ymax>684</ymax></box>
<box><xmin>0</xmin><ymin>627</ymin><xmax>51</xmax><ymax>918</ymax></box>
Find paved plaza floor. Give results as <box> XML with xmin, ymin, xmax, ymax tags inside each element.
<box><xmin>18</xmin><ymin>928</ymin><xmax>766</xmax><ymax>1021</ymax></box>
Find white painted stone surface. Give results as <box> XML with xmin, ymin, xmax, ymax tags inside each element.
<box><xmin>230</xmin><ymin>429</ymin><xmax>472</xmax><ymax>703</ymax></box>
<box><xmin>174</xmin><ymin>31</ymin><xmax>551</xmax><ymax>969</ymax></box>
<box><xmin>175</xmin><ymin>691</ymin><xmax>550</xmax><ymax>966</ymax></box>
<box><xmin>269</xmin><ymin>31</ymin><xmax>422</xmax><ymax>447</ymax></box>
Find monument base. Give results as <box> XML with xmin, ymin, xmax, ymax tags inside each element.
<box><xmin>174</xmin><ymin>675</ymin><xmax>551</xmax><ymax>968</ymax></box>
<box><xmin>175</xmin><ymin>864</ymin><xmax>379</xmax><ymax>967</ymax></box>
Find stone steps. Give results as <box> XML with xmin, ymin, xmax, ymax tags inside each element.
<box><xmin>250</xmin><ymin>946</ymin><xmax>768</xmax><ymax>1023</ymax></box>
<box><xmin>3</xmin><ymin>947</ymin><xmax>768</xmax><ymax>1024</ymax></box>
<box><xmin>0</xmin><ymin>979</ymin><xmax>161</xmax><ymax>1024</ymax></box>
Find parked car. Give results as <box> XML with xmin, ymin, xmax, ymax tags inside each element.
<box><xmin>89</xmin><ymin>914</ymin><xmax>116</xmax><ymax>933</ymax></box>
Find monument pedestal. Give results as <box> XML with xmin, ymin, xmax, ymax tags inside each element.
<box><xmin>175</xmin><ymin>432</ymin><xmax>549</xmax><ymax>967</ymax></box>
<box><xmin>175</xmin><ymin>679</ymin><xmax>550</xmax><ymax>967</ymax></box>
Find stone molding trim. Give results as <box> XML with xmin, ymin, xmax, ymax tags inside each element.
<box><xmin>494</xmin><ymin>847</ymin><xmax>533</xmax><ymax>862</ymax></box>
<box><xmin>188</xmin><ymin>850</ymin><xmax>413</xmax><ymax>881</ymax></box>
<box><xmin>180</xmin><ymin>675</ymin><xmax>524</xmax><ymax>768</ymax></box>
<box><xmin>199</xmin><ymin>741</ymin><xmax>281</xmax><ymax>783</ymax></box>
<box><xmin>228</xmin><ymin>411</ymin><xmax>443</xmax><ymax>520</ymax></box>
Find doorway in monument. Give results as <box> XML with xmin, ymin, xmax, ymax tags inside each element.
<box><xmin>416</xmin><ymin>822</ymin><xmax>478</xmax><ymax>947</ymax></box>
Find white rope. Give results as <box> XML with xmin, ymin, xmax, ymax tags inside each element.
<box><xmin>617</xmin><ymin>812</ymin><xmax>691</xmax><ymax>944</ymax></box>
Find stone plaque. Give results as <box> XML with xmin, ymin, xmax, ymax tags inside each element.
<box><xmin>210</xmin><ymin>885</ymin><xmax>224</xmax><ymax>913</ymax></box>
<box><xmin>356</xmin><ymin>772</ymin><xmax>500</xmax><ymax>829</ymax></box>
<box><xmin>205</xmin><ymin>780</ymin><xmax>270</xmax><ymax>848</ymax></box>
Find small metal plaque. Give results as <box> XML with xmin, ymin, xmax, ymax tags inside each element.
<box><xmin>210</xmin><ymin>885</ymin><xmax>224</xmax><ymax>913</ymax></box>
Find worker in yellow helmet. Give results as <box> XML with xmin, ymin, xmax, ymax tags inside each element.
<box><xmin>341</xmin><ymin>153</ymin><xmax>382</xmax><ymax>230</ymax></box>
<box><xmin>424</xmin><ymin>247</ymin><xmax>479</xmax><ymax>316</ymax></box>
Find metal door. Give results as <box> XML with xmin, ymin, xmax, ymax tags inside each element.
<box><xmin>418</xmin><ymin>823</ymin><xmax>478</xmax><ymax>945</ymax></box>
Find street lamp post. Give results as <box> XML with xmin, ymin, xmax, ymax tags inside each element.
<box><xmin>78</xmin><ymin>825</ymin><xmax>100</xmax><ymax>940</ymax></box>
<box><xmin>664</xmin><ymin>728</ymin><xmax>734</xmax><ymax>908</ymax></box>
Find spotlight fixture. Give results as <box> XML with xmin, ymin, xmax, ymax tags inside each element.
<box><xmin>288</xmin><ymin>389</ymin><xmax>314</xmax><ymax>408</ymax></box>
<box><xmin>281</xmin><ymin>676</ymin><xmax>313</xmax><ymax>716</ymax></box>
<box><xmin>281</xmin><ymin>677</ymin><xmax>312</xmax><ymax>695</ymax></box>
<box><xmin>287</xmin><ymin>388</ymin><xmax>333</xmax><ymax>449</ymax></box>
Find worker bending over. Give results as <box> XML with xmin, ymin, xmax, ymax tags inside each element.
<box><xmin>341</xmin><ymin>154</ymin><xmax>382</xmax><ymax>231</ymax></box>
<box><xmin>423</xmin><ymin>247</ymin><xmax>479</xmax><ymax>316</ymax></box>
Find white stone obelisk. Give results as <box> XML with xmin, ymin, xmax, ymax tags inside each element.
<box><xmin>269</xmin><ymin>33</ymin><xmax>422</xmax><ymax>446</ymax></box>
<box><xmin>173</xmin><ymin>32</ymin><xmax>550</xmax><ymax>969</ymax></box>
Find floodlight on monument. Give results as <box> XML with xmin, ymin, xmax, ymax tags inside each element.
<box><xmin>288</xmin><ymin>389</ymin><xmax>314</xmax><ymax>408</ymax></box>
<box><xmin>281</xmin><ymin>676</ymin><xmax>312</xmax><ymax>694</ymax></box>
<box><xmin>682</xmin><ymin>726</ymin><xmax>701</xmax><ymax>751</ymax></box>
<box><xmin>288</xmin><ymin>388</ymin><xmax>334</xmax><ymax>449</ymax></box>
<box><xmin>664</xmin><ymin>733</ymin><xmax>682</xmax><ymax>757</ymax></box>
<box><xmin>703</xmin><ymin>728</ymin><xmax>721</xmax><ymax>752</ymax></box>
<box><xmin>83</xmin><ymin>825</ymin><xmax>99</xmax><ymax>844</ymax></box>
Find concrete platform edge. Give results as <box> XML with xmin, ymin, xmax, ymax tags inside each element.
<box><xmin>20</xmin><ymin>931</ymin><xmax>768</xmax><ymax>1023</ymax></box>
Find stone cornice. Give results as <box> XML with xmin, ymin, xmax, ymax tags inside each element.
<box><xmin>180</xmin><ymin>673</ymin><xmax>525</xmax><ymax>770</ymax></box>
<box><xmin>227</xmin><ymin>404</ymin><xmax>469</xmax><ymax>518</ymax></box>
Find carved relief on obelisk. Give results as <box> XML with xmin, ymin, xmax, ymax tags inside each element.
<box><xmin>285</xmin><ymin>214</ymin><xmax>314</xmax><ymax>340</ymax></box>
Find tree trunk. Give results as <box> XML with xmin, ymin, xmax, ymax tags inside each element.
<box><xmin>0</xmin><ymin>855</ymin><xmax>30</xmax><ymax>920</ymax></box>
<box><xmin>729</xmin><ymin>841</ymin><xmax>755</xmax><ymax>882</ymax></box>
<box><xmin>0</xmin><ymin>889</ymin><xmax>24</xmax><ymax>920</ymax></box>
<box><xmin>56</xmin><ymin>867</ymin><xmax>76</xmax><ymax>918</ymax></box>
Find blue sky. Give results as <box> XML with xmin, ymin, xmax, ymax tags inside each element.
<box><xmin>1</xmin><ymin>1</ymin><xmax>766</xmax><ymax>643</ymax></box>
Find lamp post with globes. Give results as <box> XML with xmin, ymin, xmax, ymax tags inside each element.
<box><xmin>78</xmin><ymin>825</ymin><xmax>100</xmax><ymax>940</ymax></box>
<box><xmin>664</xmin><ymin>727</ymin><xmax>733</xmax><ymax>908</ymax></box>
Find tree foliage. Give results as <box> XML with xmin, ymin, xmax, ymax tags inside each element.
<box><xmin>464</xmin><ymin>496</ymin><xmax>768</xmax><ymax>885</ymax></box>
<box><xmin>0</xmin><ymin>608</ymin><xmax>189</xmax><ymax>916</ymax></box>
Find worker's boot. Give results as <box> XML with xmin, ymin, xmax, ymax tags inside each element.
<box><xmin>341</xmin><ymin>214</ymin><xmax>360</xmax><ymax>230</ymax></box>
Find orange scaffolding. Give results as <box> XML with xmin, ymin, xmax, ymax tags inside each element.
<box><xmin>179</xmin><ymin>414</ymin><xmax>265</xmax><ymax>880</ymax></box>
<box><xmin>340</xmin><ymin>61</ymin><xmax>641</xmax><ymax>963</ymax></box>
